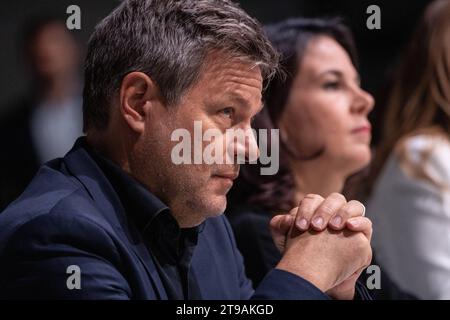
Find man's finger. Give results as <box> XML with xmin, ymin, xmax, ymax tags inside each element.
<box><xmin>269</xmin><ymin>214</ymin><xmax>294</xmax><ymax>253</ymax></box>
<box><xmin>270</xmin><ymin>214</ymin><xmax>293</xmax><ymax>235</ymax></box>
<box><xmin>309</xmin><ymin>193</ymin><xmax>346</xmax><ymax>231</ymax></box>
<box><xmin>346</xmin><ymin>217</ymin><xmax>373</xmax><ymax>241</ymax></box>
<box><xmin>294</xmin><ymin>194</ymin><xmax>324</xmax><ymax>231</ymax></box>
<box><xmin>328</xmin><ymin>200</ymin><xmax>366</xmax><ymax>230</ymax></box>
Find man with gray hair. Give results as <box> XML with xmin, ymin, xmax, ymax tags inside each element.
<box><xmin>0</xmin><ymin>0</ymin><xmax>372</xmax><ymax>299</ymax></box>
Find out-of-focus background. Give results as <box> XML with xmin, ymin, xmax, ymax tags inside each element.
<box><xmin>0</xmin><ymin>0</ymin><xmax>431</xmax><ymax>143</ymax></box>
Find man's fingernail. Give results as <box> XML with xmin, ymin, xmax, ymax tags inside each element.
<box><xmin>312</xmin><ymin>216</ymin><xmax>323</xmax><ymax>228</ymax></box>
<box><xmin>348</xmin><ymin>218</ymin><xmax>360</xmax><ymax>227</ymax></box>
<box><xmin>331</xmin><ymin>215</ymin><xmax>342</xmax><ymax>227</ymax></box>
<box><xmin>297</xmin><ymin>218</ymin><xmax>308</xmax><ymax>230</ymax></box>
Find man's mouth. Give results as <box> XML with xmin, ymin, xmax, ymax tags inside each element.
<box><xmin>212</xmin><ymin>172</ymin><xmax>239</xmax><ymax>181</ymax></box>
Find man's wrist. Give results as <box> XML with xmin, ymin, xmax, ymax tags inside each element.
<box><xmin>275</xmin><ymin>260</ymin><xmax>331</xmax><ymax>292</ymax></box>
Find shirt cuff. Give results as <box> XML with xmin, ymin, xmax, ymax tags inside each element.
<box><xmin>251</xmin><ymin>269</ymin><xmax>330</xmax><ymax>300</ymax></box>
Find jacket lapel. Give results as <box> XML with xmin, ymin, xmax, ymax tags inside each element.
<box><xmin>63</xmin><ymin>139</ymin><xmax>168</xmax><ymax>299</ymax></box>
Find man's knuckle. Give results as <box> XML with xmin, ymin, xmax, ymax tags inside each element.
<box><xmin>304</xmin><ymin>194</ymin><xmax>323</xmax><ymax>202</ymax></box>
<box><xmin>288</xmin><ymin>207</ymin><xmax>298</xmax><ymax>216</ymax></box>
<box><xmin>339</xmin><ymin>206</ymin><xmax>353</xmax><ymax>217</ymax></box>
<box><xmin>349</xmin><ymin>200</ymin><xmax>364</xmax><ymax>213</ymax></box>
<box><xmin>299</xmin><ymin>205</ymin><xmax>315</xmax><ymax>217</ymax></box>
<box><xmin>318</xmin><ymin>204</ymin><xmax>336</xmax><ymax>216</ymax></box>
<box><xmin>348</xmin><ymin>200</ymin><xmax>361</xmax><ymax>206</ymax></box>
<box><xmin>330</xmin><ymin>192</ymin><xmax>346</xmax><ymax>203</ymax></box>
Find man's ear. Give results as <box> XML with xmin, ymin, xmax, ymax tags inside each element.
<box><xmin>119</xmin><ymin>71</ymin><xmax>161</xmax><ymax>133</ymax></box>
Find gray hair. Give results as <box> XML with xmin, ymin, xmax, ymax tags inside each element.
<box><xmin>83</xmin><ymin>0</ymin><xmax>279</xmax><ymax>131</ymax></box>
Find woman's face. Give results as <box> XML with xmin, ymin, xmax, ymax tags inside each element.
<box><xmin>279</xmin><ymin>35</ymin><xmax>374</xmax><ymax>174</ymax></box>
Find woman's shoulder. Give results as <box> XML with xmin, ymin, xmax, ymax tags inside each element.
<box><xmin>371</xmin><ymin>131</ymin><xmax>450</xmax><ymax>197</ymax></box>
<box><xmin>368</xmin><ymin>132</ymin><xmax>450</xmax><ymax>219</ymax></box>
<box><xmin>396</xmin><ymin>132</ymin><xmax>450</xmax><ymax>178</ymax></box>
<box><xmin>400</xmin><ymin>132</ymin><xmax>450</xmax><ymax>159</ymax></box>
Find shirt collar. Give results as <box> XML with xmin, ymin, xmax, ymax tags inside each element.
<box><xmin>82</xmin><ymin>139</ymin><xmax>170</xmax><ymax>234</ymax></box>
<box><xmin>79</xmin><ymin>137</ymin><xmax>206</xmax><ymax>247</ymax></box>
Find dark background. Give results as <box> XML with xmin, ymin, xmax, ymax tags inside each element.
<box><xmin>0</xmin><ymin>0</ymin><xmax>432</xmax><ymax>143</ymax></box>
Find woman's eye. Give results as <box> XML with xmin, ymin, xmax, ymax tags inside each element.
<box><xmin>220</xmin><ymin>107</ymin><xmax>234</xmax><ymax>118</ymax></box>
<box><xmin>322</xmin><ymin>81</ymin><xmax>340</xmax><ymax>90</ymax></box>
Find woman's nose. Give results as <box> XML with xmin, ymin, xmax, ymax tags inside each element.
<box><xmin>352</xmin><ymin>87</ymin><xmax>375</xmax><ymax>115</ymax></box>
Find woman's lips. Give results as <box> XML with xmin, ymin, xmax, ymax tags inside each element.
<box><xmin>351</xmin><ymin>125</ymin><xmax>372</xmax><ymax>134</ymax></box>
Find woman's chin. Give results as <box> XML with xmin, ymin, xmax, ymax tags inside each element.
<box><xmin>349</xmin><ymin>149</ymin><xmax>372</xmax><ymax>172</ymax></box>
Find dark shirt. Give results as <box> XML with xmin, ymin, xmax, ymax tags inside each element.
<box><xmin>87</xmin><ymin>144</ymin><xmax>202</xmax><ymax>300</ymax></box>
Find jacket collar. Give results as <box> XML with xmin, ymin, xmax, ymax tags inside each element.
<box><xmin>63</xmin><ymin>136</ymin><xmax>169</xmax><ymax>299</ymax></box>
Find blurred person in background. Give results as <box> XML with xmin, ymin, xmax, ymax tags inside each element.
<box><xmin>228</xmin><ymin>17</ymin><xmax>415</xmax><ymax>299</ymax></box>
<box><xmin>366</xmin><ymin>0</ymin><xmax>450</xmax><ymax>299</ymax></box>
<box><xmin>0</xmin><ymin>17</ymin><xmax>83</xmax><ymax>211</ymax></box>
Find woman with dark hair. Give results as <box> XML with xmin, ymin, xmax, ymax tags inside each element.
<box><xmin>366</xmin><ymin>0</ymin><xmax>450</xmax><ymax>299</ymax></box>
<box><xmin>229</xmin><ymin>17</ymin><xmax>370</xmax><ymax>212</ymax></box>
<box><xmin>228</xmin><ymin>17</ymin><xmax>414</xmax><ymax>299</ymax></box>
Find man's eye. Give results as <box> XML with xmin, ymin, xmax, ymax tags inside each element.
<box><xmin>220</xmin><ymin>107</ymin><xmax>234</xmax><ymax>118</ymax></box>
<box><xmin>322</xmin><ymin>81</ymin><xmax>340</xmax><ymax>90</ymax></box>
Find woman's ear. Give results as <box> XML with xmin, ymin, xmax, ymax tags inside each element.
<box><xmin>119</xmin><ymin>71</ymin><xmax>161</xmax><ymax>133</ymax></box>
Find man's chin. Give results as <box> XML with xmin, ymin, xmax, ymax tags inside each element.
<box><xmin>203</xmin><ymin>194</ymin><xmax>227</xmax><ymax>217</ymax></box>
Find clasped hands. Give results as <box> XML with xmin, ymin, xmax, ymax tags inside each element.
<box><xmin>270</xmin><ymin>193</ymin><xmax>373</xmax><ymax>300</ymax></box>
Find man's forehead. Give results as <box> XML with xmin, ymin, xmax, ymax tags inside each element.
<box><xmin>199</xmin><ymin>53</ymin><xmax>264</xmax><ymax>93</ymax></box>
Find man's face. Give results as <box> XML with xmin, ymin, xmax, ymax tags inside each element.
<box><xmin>136</xmin><ymin>52</ymin><xmax>263</xmax><ymax>226</ymax></box>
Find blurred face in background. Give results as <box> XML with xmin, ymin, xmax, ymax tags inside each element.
<box><xmin>131</xmin><ymin>54</ymin><xmax>262</xmax><ymax>227</ymax></box>
<box><xmin>27</xmin><ymin>22</ymin><xmax>79</xmax><ymax>81</ymax></box>
<box><xmin>279</xmin><ymin>35</ymin><xmax>374</xmax><ymax>175</ymax></box>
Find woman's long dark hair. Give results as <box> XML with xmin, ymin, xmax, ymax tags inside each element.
<box><xmin>228</xmin><ymin>17</ymin><xmax>359</xmax><ymax>213</ymax></box>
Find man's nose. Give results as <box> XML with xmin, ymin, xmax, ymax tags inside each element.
<box><xmin>230</xmin><ymin>129</ymin><xmax>260</xmax><ymax>163</ymax></box>
<box><xmin>245</xmin><ymin>130</ymin><xmax>260</xmax><ymax>162</ymax></box>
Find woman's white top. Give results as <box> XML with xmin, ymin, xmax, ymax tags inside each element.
<box><xmin>367</xmin><ymin>134</ymin><xmax>450</xmax><ymax>299</ymax></box>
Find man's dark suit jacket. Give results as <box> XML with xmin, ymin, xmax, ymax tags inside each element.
<box><xmin>0</xmin><ymin>138</ymin><xmax>328</xmax><ymax>300</ymax></box>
